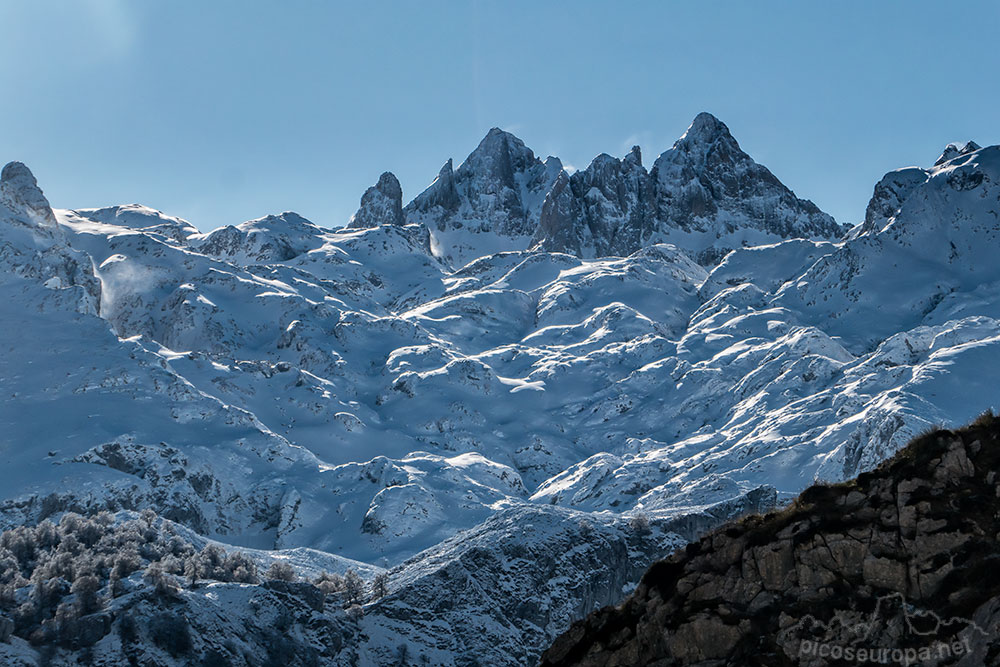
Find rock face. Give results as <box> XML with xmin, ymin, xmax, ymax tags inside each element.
<box><xmin>858</xmin><ymin>140</ymin><xmax>983</xmax><ymax>237</ymax></box>
<box><xmin>0</xmin><ymin>161</ymin><xmax>57</xmax><ymax>228</ymax></box>
<box><xmin>348</xmin><ymin>172</ymin><xmax>405</xmax><ymax>228</ymax></box>
<box><xmin>532</xmin><ymin>113</ymin><xmax>844</xmax><ymax>265</ymax></box>
<box><xmin>399</xmin><ymin>114</ymin><xmax>840</xmax><ymax>267</ymax></box>
<box><xmin>404</xmin><ymin>128</ymin><xmax>562</xmax><ymax>267</ymax></box>
<box><xmin>541</xmin><ymin>413</ymin><xmax>1000</xmax><ymax>666</ymax></box>
<box><xmin>534</xmin><ymin>146</ymin><xmax>656</xmax><ymax>260</ymax></box>
<box><xmin>935</xmin><ymin>140</ymin><xmax>981</xmax><ymax>166</ymax></box>
<box><xmin>859</xmin><ymin>166</ymin><xmax>929</xmax><ymax>235</ymax></box>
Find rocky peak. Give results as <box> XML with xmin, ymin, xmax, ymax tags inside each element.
<box><xmin>653</xmin><ymin>112</ymin><xmax>757</xmax><ymax>185</ymax></box>
<box><xmin>420</xmin><ymin>158</ymin><xmax>461</xmax><ymax>214</ymax></box>
<box><xmin>624</xmin><ymin>145</ymin><xmax>642</xmax><ymax>168</ymax></box>
<box><xmin>348</xmin><ymin>171</ymin><xmax>405</xmax><ymax>228</ymax></box>
<box><xmin>648</xmin><ymin>113</ymin><xmax>841</xmax><ymax>263</ymax></box>
<box><xmin>676</xmin><ymin>111</ymin><xmax>735</xmax><ymax>149</ymax></box>
<box><xmin>535</xmin><ymin>169</ymin><xmax>587</xmax><ymax>256</ymax></box>
<box><xmin>935</xmin><ymin>140</ymin><xmax>982</xmax><ymax>166</ymax></box>
<box><xmin>542</xmin><ymin>413</ymin><xmax>1000</xmax><ymax>666</ymax></box>
<box><xmin>0</xmin><ymin>161</ymin><xmax>57</xmax><ymax>227</ymax></box>
<box><xmin>861</xmin><ymin>166</ymin><xmax>929</xmax><ymax>234</ymax></box>
<box><xmin>401</xmin><ymin>116</ymin><xmax>840</xmax><ymax>267</ymax></box>
<box><xmin>403</xmin><ymin>128</ymin><xmax>558</xmax><ymax>267</ymax></box>
<box><xmin>531</xmin><ymin>114</ymin><xmax>841</xmax><ymax>263</ymax></box>
<box><xmin>861</xmin><ymin>140</ymin><xmax>989</xmax><ymax>236</ymax></box>
<box><xmin>457</xmin><ymin>127</ymin><xmax>538</xmax><ymax>185</ymax></box>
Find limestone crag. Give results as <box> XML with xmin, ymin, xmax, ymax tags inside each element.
<box><xmin>542</xmin><ymin>413</ymin><xmax>1000</xmax><ymax>666</ymax></box>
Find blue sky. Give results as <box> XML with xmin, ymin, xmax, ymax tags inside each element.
<box><xmin>0</xmin><ymin>1</ymin><xmax>997</xmax><ymax>231</ymax></box>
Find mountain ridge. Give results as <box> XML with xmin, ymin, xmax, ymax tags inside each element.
<box><xmin>2</xmin><ymin>129</ymin><xmax>1000</xmax><ymax>664</ymax></box>
<box><xmin>399</xmin><ymin>113</ymin><xmax>844</xmax><ymax>268</ymax></box>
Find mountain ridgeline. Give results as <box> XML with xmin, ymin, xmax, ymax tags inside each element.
<box><xmin>360</xmin><ymin>113</ymin><xmax>845</xmax><ymax>267</ymax></box>
<box><xmin>1</xmin><ymin>115</ymin><xmax>999</xmax><ymax>665</ymax></box>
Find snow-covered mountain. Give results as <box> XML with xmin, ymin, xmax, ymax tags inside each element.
<box><xmin>2</xmin><ymin>119</ymin><xmax>1000</xmax><ymax>664</ymax></box>
<box><xmin>403</xmin><ymin>127</ymin><xmax>563</xmax><ymax>268</ymax></box>
<box><xmin>402</xmin><ymin>113</ymin><xmax>842</xmax><ymax>268</ymax></box>
<box><xmin>535</xmin><ymin>113</ymin><xmax>844</xmax><ymax>264</ymax></box>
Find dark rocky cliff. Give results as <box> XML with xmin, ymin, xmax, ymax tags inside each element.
<box><xmin>541</xmin><ymin>413</ymin><xmax>1000</xmax><ymax>666</ymax></box>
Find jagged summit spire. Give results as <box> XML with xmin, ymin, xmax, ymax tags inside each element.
<box><xmin>676</xmin><ymin>112</ymin><xmax>736</xmax><ymax>148</ymax></box>
<box><xmin>459</xmin><ymin>127</ymin><xmax>538</xmax><ymax>182</ymax></box>
<box><xmin>437</xmin><ymin>158</ymin><xmax>455</xmax><ymax>184</ymax></box>
<box><xmin>348</xmin><ymin>171</ymin><xmax>405</xmax><ymax>228</ymax></box>
<box><xmin>473</xmin><ymin>127</ymin><xmax>527</xmax><ymax>154</ymax></box>
<box><xmin>935</xmin><ymin>140</ymin><xmax>981</xmax><ymax>166</ymax></box>
<box><xmin>625</xmin><ymin>145</ymin><xmax>642</xmax><ymax>167</ymax></box>
<box><xmin>0</xmin><ymin>161</ymin><xmax>56</xmax><ymax>227</ymax></box>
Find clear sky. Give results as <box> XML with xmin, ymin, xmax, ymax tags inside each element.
<box><xmin>1</xmin><ymin>1</ymin><xmax>997</xmax><ymax>231</ymax></box>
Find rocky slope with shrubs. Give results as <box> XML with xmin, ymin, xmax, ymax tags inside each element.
<box><xmin>0</xmin><ymin>510</ymin><xmax>379</xmax><ymax>666</ymax></box>
<box><xmin>542</xmin><ymin>412</ymin><xmax>1000</xmax><ymax>666</ymax></box>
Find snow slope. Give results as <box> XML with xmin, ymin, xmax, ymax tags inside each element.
<box><xmin>2</xmin><ymin>130</ymin><xmax>1000</xmax><ymax>664</ymax></box>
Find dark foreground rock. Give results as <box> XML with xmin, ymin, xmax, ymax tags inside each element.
<box><xmin>541</xmin><ymin>412</ymin><xmax>1000</xmax><ymax>666</ymax></box>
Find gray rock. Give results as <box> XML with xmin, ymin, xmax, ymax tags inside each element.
<box><xmin>534</xmin><ymin>113</ymin><xmax>843</xmax><ymax>265</ymax></box>
<box><xmin>541</xmin><ymin>418</ymin><xmax>1000</xmax><ymax>666</ymax></box>
<box><xmin>935</xmin><ymin>140</ymin><xmax>981</xmax><ymax>166</ymax></box>
<box><xmin>262</xmin><ymin>580</ymin><xmax>326</xmax><ymax>612</ymax></box>
<box><xmin>1</xmin><ymin>161</ymin><xmax>57</xmax><ymax>227</ymax></box>
<box><xmin>0</xmin><ymin>614</ymin><xmax>13</xmax><ymax>643</ymax></box>
<box><xmin>348</xmin><ymin>172</ymin><xmax>404</xmax><ymax>228</ymax></box>
<box><xmin>404</xmin><ymin>129</ymin><xmax>561</xmax><ymax>266</ymax></box>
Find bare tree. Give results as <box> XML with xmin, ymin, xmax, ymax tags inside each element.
<box><xmin>629</xmin><ymin>513</ymin><xmax>651</xmax><ymax>535</ymax></box>
<box><xmin>371</xmin><ymin>572</ymin><xmax>389</xmax><ymax>600</ymax></box>
<box><xmin>343</xmin><ymin>569</ymin><xmax>364</xmax><ymax>605</ymax></box>
<box><xmin>70</xmin><ymin>574</ymin><xmax>101</xmax><ymax>614</ymax></box>
<box><xmin>265</xmin><ymin>561</ymin><xmax>297</xmax><ymax>583</ymax></box>
<box><xmin>313</xmin><ymin>571</ymin><xmax>344</xmax><ymax>597</ymax></box>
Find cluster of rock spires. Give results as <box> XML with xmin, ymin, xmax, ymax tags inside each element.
<box><xmin>349</xmin><ymin>113</ymin><xmax>845</xmax><ymax>267</ymax></box>
<box><xmin>541</xmin><ymin>413</ymin><xmax>1000</xmax><ymax>666</ymax></box>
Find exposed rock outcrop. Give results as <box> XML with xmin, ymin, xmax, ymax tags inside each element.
<box><xmin>404</xmin><ymin>128</ymin><xmax>562</xmax><ymax>267</ymax></box>
<box><xmin>541</xmin><ymin>413</ymin><xmax>1000</xmax><ymax>666</ymax></box>
<box><xmin>0</xmin><ymin>161</ymin><xmax>57</xmax><ymax>228</ymax></box>
<box><xmin>348</xmin><ymin>172</ymin><xmax>405</xmax><ymax>228</ymax></box>
<box><xmin>935</xmin><ymin>140</ymin><xmax>981</xmax><ymax>167</ymax></box>
<box><xmin>532</xmin><ymin>113</ymin><xmax>844</xmax><ymax>265</ymax></box>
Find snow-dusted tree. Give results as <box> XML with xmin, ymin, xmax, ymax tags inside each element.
<box><xmin>223</xmin><ymin>551</ymin><xmax>259</xmax><ymax>584</ymax></box>
<box><xmin>265</xmin><ymin>560</ymin><xmax>297</xmax><ymax>583</ymax></box>
<box><xmin>71</xmin><ymin>574</ymin><xmax>101</xmax><ymax>614</ymax></box>
<box><xmin>184</xmin><ymin>556</ymin><xmax>200</xmax><ymax>589</ymax></box>
<box><xmin>371</xmin><ymin>572</ymin><xmax>389</xmax><ymax>600</ymax></box>
<box><xmin>343</xmin><ymin>569</ymin><xmax>364</xmax><ymax>605</ymax></box>
<box><xmin>313</xmin><ymin>570</ymin><xmax>344</xmax><ymax>597</ymax></box>
<box><xmin>144</xmin><ymin>562</ymin><xmax>179</xmax><ymax>598</ymax></box>
<box><xmin>629</xmin><ymin>513</ymin><xmax>651</xmax><ymax>535</ymax></box>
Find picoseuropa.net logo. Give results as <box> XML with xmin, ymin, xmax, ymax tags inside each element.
<box><xmin>797</xmin><ymin>637</ymin><xmax>971</xmax><ymax>665</ymax></box>
<box><xmin>778</xmin><ymin>592</ymin><xmax>990</xmax><ymax>665</ymax></box>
